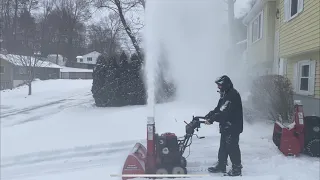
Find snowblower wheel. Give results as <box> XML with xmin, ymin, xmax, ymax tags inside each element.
<box><xmin>306</xmin><ymin>139</ymin><xmax>320</xmax><ymax>157</ymax></box>
<box><xmin>156</xmin><ymin>168</ymin><xmax>169</xmax><ymax>174</ymax></box>
<box><xmin>171</xmin><ymin>166</ymin><xmax>187</xmax><ymax>174</ymax></box>
<box><xmin>180</xmin><ymin>157</ymin><xmax>187</xmax><ymax>168</ymax></box>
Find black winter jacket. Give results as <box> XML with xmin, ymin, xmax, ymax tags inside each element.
<box><xmin>205</xmin><ymin>88</ymin><xmax>243</xmax><ymax>135</ymax></box>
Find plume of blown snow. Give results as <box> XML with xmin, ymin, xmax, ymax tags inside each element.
<box><xmin>144</xmin><ymin>0</ymin><xmax>247</xmax><ymax>108</ymax></box>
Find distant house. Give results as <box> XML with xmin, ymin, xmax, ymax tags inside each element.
<box><xmin>0</xmin><ymin>54</ymin><xmax>61</xmax><ymax>90</ymax></box>
<box><xmin>60</xmin><ymin>67</ymin><xmax>93</xmax><ymax>79</ymax></box>
<box><xmin>47</xmin><ymin>54</ymin><xmax>67</xmax><ymax>66</ymax></box>
<box><xmin>75</xmin><ymin>51</ymin><xmax>101</xmax><ymax>69</ymax></box>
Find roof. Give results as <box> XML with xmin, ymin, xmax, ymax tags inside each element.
<box><xmin>81</xmin><ymin>51</ymin><xmax>101</xmax><ymax>57</ymax></box>
<box><xmin>0</xmin><ymin>53</ymin><xmax>62</xmax><ymax>69</ymax></box>
<box><xmin>60</xmin><ymin>67</ymin><xmax>93</xmax><ymax>73</ymax></box>
<box><xmin>242</xmin><ymin>0</ymin><xmax>275</xmax><ymax>25</ymax></box>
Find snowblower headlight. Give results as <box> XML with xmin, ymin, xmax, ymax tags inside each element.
<box><xmin>162</xmin><ymin>147</ymin><xmax>169</xmax><ymax>155</ymax></box>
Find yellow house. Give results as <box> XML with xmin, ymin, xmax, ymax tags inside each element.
<box><xmin>243</xmin><ymin>0</ymin><xmax>319</xmax><ymax>116</ymax></box>
<box><xmin>276</xmin><ymin>0</ymin><xmax>320</xmax><ymax>116</ymax></box>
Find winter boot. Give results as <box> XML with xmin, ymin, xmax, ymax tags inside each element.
<box><xmin>225</xmin><ymin>164</ymin><xmax>242</xmax><ymax>176</ymax></box>
<box><xmin>208</xmin><ymin>161</ymin><xmax>227</xmax><ymax>173</ymax></box>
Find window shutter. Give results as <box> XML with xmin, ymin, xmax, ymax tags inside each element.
<box><xmin>284</xmin><ymin>0</ymin><xmax>290</xmax><ymax>22</ymax></box>
<box><xmin>309</xmin><ymin>60</ymin><xmax>316</xmax><ymax>96</ymax></box>
<box><xmin>298</xmin><ymin>0</ymin><xmax>304</xmax><ymax>14</ymax></box>
<box><xmin>293</xmin><ymin>62</ymin><xmax>299</xmax><ymax>93</ymax></box>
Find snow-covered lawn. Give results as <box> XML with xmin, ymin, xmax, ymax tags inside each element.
<box><xmin>1</xmin><ymin>79</ymin><xmax>319</xmax><ymax>180</ymax></box>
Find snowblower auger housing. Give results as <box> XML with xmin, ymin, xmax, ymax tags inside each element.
<box><xmin>121</xmin><ymin>116</ymin><xmax>206</xmax><ymax>179</ymax></box>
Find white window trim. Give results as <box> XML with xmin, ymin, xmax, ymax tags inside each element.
<box><xmin>250</xmin><ymin>11</ymin><xmax>263</xmax><ymax>45</ymax></box>
<box><xmin>295</xmin><ymin>60</ymin><xmax>316</xmax><ymax>96</ymax></box>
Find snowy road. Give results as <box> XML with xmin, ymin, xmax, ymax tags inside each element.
<box><xmin>1</xmin><ymin>80</ymin><xmax>319</xmax><ymax>180</ymax></box>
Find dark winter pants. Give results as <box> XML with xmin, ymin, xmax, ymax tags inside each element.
<box><xmin>218</xmin><ymin>133</ymin><xmax>241</xmax><ymax>166</ymax></box>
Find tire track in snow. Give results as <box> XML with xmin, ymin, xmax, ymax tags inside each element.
<box><xmin>1</xmin><ymin>140</ymin><xmax>145</xmax><ymax>180</ymax></box>
<box><xmin>1</xmin><ymin>93</ymin><xmax>93</xmax><ymax>127</ymax></box>
<box><xmin>0</xmin><ymin>100</ymin><xmax>67</xmax><ymax>119</ymax></box>
<box><xmin>0</xmin><ymin>92</ymin><xmax>92</xmax><ymax>119</ymax></box>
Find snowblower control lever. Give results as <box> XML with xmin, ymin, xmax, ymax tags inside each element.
<box><xmin>185</xmin><ymin>116</ymin><xmax>206</xmax><ymax>135</ymax></box>
<box><xmin>177</xmin><ymin>116</ymin><xmax>206</xmax><ymax>156</ymax></box>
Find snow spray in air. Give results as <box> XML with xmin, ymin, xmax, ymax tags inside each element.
<box><xmin>144</xmin><ymin>0</ymin><xmax>232</xmax><ymax>107</ymax></box>
<box><xmin>144</xmin><ymin>0</ymin><xmax>160</xmax><ymax>118</ymax></box>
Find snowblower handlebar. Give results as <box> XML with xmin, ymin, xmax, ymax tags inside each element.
<box><xmin>178</xmin><ymin>116</ymin><xmax>206</xmax><ymax>156</ymax></box>
<box><xmin>184</xmin><ymin>116</ymin><xmax>206</xmax><ymax>135</ymax></box>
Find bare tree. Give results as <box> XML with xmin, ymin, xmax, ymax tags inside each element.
<box><xmin>96</xmin><ymin>0</ymin><xmax>144</xmax><ymax>61</ymax></box>
<box><xmin>5</xmin><ymin>50</ymin><xmax>47</xmax><ymax>95</ymax></box>
<box><xmin>87</xmin><ymin>12</ymin><xmax>122</xmax><ymax>55</ymax></box>
<box><xmin>52</xmin><ymin>0</ymin><xmax>92</xmax><ymax>65</ymax></box>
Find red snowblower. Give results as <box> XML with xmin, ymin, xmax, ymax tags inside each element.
<box><xmin>272</xmin><ymin>100</ymin><xmax>320</xmax><ymax>157</ymax></box>
<box><xmin>121</xmin><ymin>116</ymin><xmax>206</xmax><ymax>179</ymax></box>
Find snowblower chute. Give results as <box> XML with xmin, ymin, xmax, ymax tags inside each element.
<box><xmin>121</xmin><ymin>116</ymin><xmax>206</xmax><ymax>179</ymax></box>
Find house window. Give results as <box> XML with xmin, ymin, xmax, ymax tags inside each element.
<box><xmin>296</xmin><ymin>60</ymin><xmax>315</xmax><ymax>95</ymax></box>
<box><xmin>290</xmin><ymin>0</ymin><xmax>298</xmax><ymax>17</ymax></box>
<box><xmin>299</xmin><ymin>64</ymin><xmax>309</xmax><ymax>91</ymax></box>
<box><xmin>87</xmin><ymin>57</ymin><xmax>92</xmax><ymax>61</ymax></box>
<box><xmin>251</xmin><ymin>12</ymin><xmax>262</xmax><ymax>43</ymax></box>
<box><xmin>284</xmin><ymin>0</ymin><xmax>304</xmax><ymax>21</ymax></box>
<box><xmin>80</xmin><ymin>58</ymin><xmax>83</xmax><ymax>62</ymax></box>
<box><xmin>0</xmin><ymin>66</ymin><xmax>4</xmax><ymax>74</ymax></box>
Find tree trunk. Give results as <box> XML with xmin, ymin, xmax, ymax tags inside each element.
<box><xmin>13</xmin><ymin>0</ymin><xmax>19</xmax><ymax>41</ymax></box>
<box><xmin>114</xmin><ymin>0</ymin><xmax>143</xmax><ymax>61</ymax></box>
<box><xmin>28</xmin><ymin>82</ymin><xmax>32</xmax><ymax>95</ymax></box>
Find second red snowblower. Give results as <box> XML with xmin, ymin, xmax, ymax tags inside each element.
<box><xmin>272</xmin><ymin>100</ymin><xmax>320</xmax><ymax>157</ymax></box>
<box><xmin>121</xmin><ymin>116</ymin><xmax>206</xmax><ymax>179</ymax></box>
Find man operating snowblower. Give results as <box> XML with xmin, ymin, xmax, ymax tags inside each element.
<box><xmin>204</xmin><ymin>75</ymin><xmax>243</xmax><ymax>176</ymax></box>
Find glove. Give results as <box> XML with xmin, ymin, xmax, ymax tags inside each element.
<box><xmin>204</xmin><ymin>111</ymin><xmax>213</xmax><ymax>119</ymax></box>
<box><xmin>205</xmin><ymin>120</ymin><xmax>212</xmax><ymax>125</ymax></box>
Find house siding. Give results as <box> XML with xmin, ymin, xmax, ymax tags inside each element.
<box><xmin>0</xmin><ymin>59</ymin><xmax>14</xmax><ymax>89</ymax></box>
<box><xmin>245</xmin><ymin>2</ymin><xmax>277</xmax><ymax>74</ymax></box>
<box><xmin>265</xmin><ymin>2</ymin><xmax>277</xmax><ymax>66</ymax></box>
<box><xmin>286</xmin><ymin>51</ymin><xmax>320</xmax><ymax>98</ymax></box>
<box><xmin>279</xmin><ymin>0</ymin><xmax>320</xmax><ymax>57</ymax></box>
<box><xmin>315</xmin><ymin>59</ymin><xmax>320</xmax><ymax>98</ymax></box>
<box><xmin>13</xmin><ymin>66</ymin><xmax>60</xmax><ymax>81</ymax></box>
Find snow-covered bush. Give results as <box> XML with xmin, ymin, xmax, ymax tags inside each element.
<box><xmin>250</xmin><ymin>74</ymin><xmax>294</xmax><ymax>123</ymax></box>
<box><xmin>91</xmin><ymin>50</ymin><xmax>176</xmax><ymax>107</ymax></box>
<box><xmin>91</xmin><ymin>54</ymin><xmax>120</xmax><ymax>107</ymax></box>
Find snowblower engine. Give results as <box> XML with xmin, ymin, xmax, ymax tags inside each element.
<box><xmin>154</xmin><ymin>116</ymin><xmax>206</xmax><ymax>174</ymax></box>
